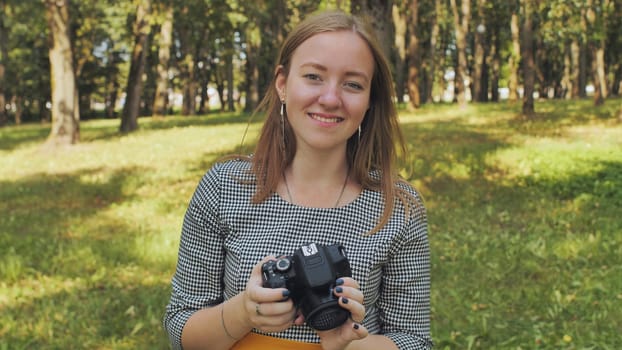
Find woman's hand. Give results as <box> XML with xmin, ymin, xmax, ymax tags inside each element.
<box><xmin>316</xmin><ymin>277</ymin><xmax>369</xmax><ymax>350</ymax></box>
<box><xmin>243</xmin><ymin>257</ymin><xmax>298</xmax><ymax>333</ymax></box>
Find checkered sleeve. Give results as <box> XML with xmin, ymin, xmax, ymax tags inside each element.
<box><xmin>379</xmin><ymin>191</ymin><xmax>433</xmax><ymax>350</ymax></box>
<box><xmin>163</xmin><ymin>165</ymin><xmax>227</xmax><ymax>350</ymax></box>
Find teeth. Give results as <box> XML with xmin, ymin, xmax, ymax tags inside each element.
<box><xmin>310</xmin><ymin>113</ymin><xmax>342</xmax><ymax>123</ymax></box>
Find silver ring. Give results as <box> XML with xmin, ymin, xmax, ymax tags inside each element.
<box><xmin>255</xmin><ymin>303</ymin><xmax>263</xmax><ymax>316</ymax></box>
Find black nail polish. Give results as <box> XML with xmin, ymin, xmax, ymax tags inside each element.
<box><xmin>335</xmin><ymin>286</ymin><xmax>343</xmax><ymax>293</ymax></box>
<box><xmin>342</xmin><ymin>297</ymin><xmax>349</xmax><ymax>304</ymax></box>
<box><xmin>282</xmin><ymin>290</ymin><xmax>290</xmax><ymax>297</ymax></box>
<box><xmin>353</xmin><ymin>324</ymin><xmax>360</xmax><ymax>330</ymax></box>
<box><xmin>336</xmin><ymin>278</ymin><xmax>344</xmax><ymax>286</ymax></box>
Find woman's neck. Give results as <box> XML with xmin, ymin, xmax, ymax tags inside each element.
<box><xmin>281</xmin><ymin>149</ymin><xmax>353</xmax><ymax>208</ymax></box>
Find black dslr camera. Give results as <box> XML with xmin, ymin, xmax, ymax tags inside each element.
<box><xmin>262</xmin><ymin>243</ymin><xmax>352</xmax><ymax>330</ymax></box>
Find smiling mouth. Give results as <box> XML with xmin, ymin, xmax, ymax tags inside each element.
<box><xmin>309</xmin><ymin>113</ymin><xmax>344</xmax><ymax>123</ymax></box>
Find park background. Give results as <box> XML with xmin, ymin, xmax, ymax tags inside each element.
<box><xmin>1</xmin><ymin>0</ymin><xmax>621</xmax><ymax>349</ymax></box>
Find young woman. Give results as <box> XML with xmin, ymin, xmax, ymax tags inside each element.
<box><xmin>164</xmin><ymin>10</ymin><xmax>432</xmax><ymax>350</ymax></box>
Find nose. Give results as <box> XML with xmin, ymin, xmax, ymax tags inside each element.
<box><xmin>317</xmin><ymin>84</ymin><xmax>341</xmax><ymax>109</ymax></box>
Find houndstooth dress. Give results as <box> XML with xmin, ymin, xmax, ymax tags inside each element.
<box><xmin>164</xmin><ymin>159</ymin><xmax>432</xmax><ymax>350</ymax></box>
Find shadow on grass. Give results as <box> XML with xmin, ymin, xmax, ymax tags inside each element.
<box><xmin>0</xmin><ymin>167</ymin><xmax>148</xmax><ymax>278</ymax></box>
<box><xmin>141</xmin><ymin>111</ymin><xmax>260</xmax><ymax>130</ymax></box>
<box><xmin>1</xmin><ymin>280</ymin><xmax>171</xmax><ymax>349</ymax></box>
<box><xmin>83</xmin><ymin>112</ymin><xmax>261</xmax><ymax>143</ymax></box>
<box><xmin>525</xmin><ymin>160</ymin><xmax>622</xmax><ymax>206</ymax></box>
<box><xmin>0</xmin><ymin>111</ymin><xmax>261</xmax><ymax>150</ymax></box>
<box><xmin>400</xmin><ymin>118</ymin><xmax>509</xmax><ymax>192</ymax></box>
<box><xmin>0</xmin><ymin>166</ymin><xmax>176</xmax><ymax>348</ymax></box>
<box><xmin>0</xmin><ymin>124</ymin><xmax>50</xmax><ymax>151</ymax></box>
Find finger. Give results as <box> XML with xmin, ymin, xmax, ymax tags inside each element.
<box><xmin>255</xmin><ymin>299</ymin><xmax>295</xmax><ymax>317</ymax></box>
<box><xmin>338</xmin><ymin>296</ymin><xmax>366</xmax><ymax>323</ymax></box>
<box><xmin>350</xmin><ymin>322</ymin><xmax>369</xmax><ymax>339</ymax></box>
<box><xmin>252</xmin><ymin>301</ymin><xmax>297</xmax><ymax>333</ymax></box>
<box><xmin>336</xmin><ymin>277</ymin><xmax>360</xmax><ymax>290</ymax></box>
<box><xmin>334</xmin><ymin>284</ymin><xmax>364</xmax><ymax>304</ymax></box>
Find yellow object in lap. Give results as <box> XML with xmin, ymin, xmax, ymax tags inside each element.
<box><xmin>231</xmin><ymin>332</ymin><xmax>322</xmax><ymax>350</ymax></box>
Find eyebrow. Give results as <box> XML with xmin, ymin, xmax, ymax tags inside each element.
<box><xmin>300</xmin><ymin>62</ymin><xmax>370</xmax><ymax>84</ymax></box>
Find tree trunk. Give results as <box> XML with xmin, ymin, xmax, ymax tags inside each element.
<box><xmin>226</xmin><ymin>39</ymin><xmax>235</xmax><ymax>112</ymax></box>
<box><xmin>153</xmin><ymin>4</ymin><xmax>173</xmax><ymax>116</ymax></box>
<box><xmin>490</xmin><ymin>23</ymin><xmax>501</xmax><ymax>102</ymax></box>
<box><xmin>243</xmin><ymin>27</ymin><xmax>260</xmax><ymax>113</ymax></box>
<box><xmin>120</xmin><ymin>0</ymin><xmax>151</xmax><ymax>133</ymax></box>
<box><xmin>472</xmin><ymin>0</ymin><xmax>488</xmax><ymax>102</ymax></box>
<box><xmin>592</xmin><ymin>46</ymin><xmax>607</xmax><ymax>106</ymax></box>
<box><xmin>44</xmin><ymin>0</ymin><xmax>80</xmax><ymax>146</ymax></box>
<box><xmin>351</xmin><ymin>0</ymin><xmax>394</xmax><ymax>71</ymax></box>
<box><xmin>393</xmin><ymin>4</ymin><xmax>407</xmax><ymax>105</ymax></box>
<box><xmin>521</xmin><ymin>0</ymin><xmax>536</xmax><ymax>118</ymax></box>
<box><xmin>181</xmin><ymin>53</ymin><xmax>197</xmax><ymax>115</ymax></box>
<box><xmin>0</xmin><ymin>0</ymin><xmax>7</xmax><ymax>127</ymax></box>
<box><xmin>561</xmin><ymin>41</ymin><xmax>572</xmax><ymax>99</ymax></box>
<box><xmin>450</xmin><ymin>0</ymin><xmax>471</xmax><ymax>106</ymax></box>
<box><xmin>570</xmin><ymin>39</ymin><xmax>582</xmax><ymax>98</ymax></box>
<box><xmin>579</xmin><ymin>7</ymin><xmax>588</xmax><ymax>98</ymax></box>
<box><xmin>197</xmin><ymin>67</ymin><xmax>211</xmax><ymax>114</ymax></box>
<box><xmin>611</xmin><ymin>63</ymin><xmax>621</xmax><ymax>96</ymax></box>
<box><xmin>426</xmin><ymin>0</ymin><xmax>441</xmax><ymax>103</ymax></box>
<box><xmin>508</xmin><ymin>10</ymin><xmax>520</xmax><ymax>101</ymax></box>
<box><xmin>406</xmin><ymin>0</ymin><xmax>421</xmax><ymax>109</ymax></box>
<box><xmin>12</xmin><ymin>95</ymin><xmax>21</xmax><ymax>125</ymax></box>
<box><xmin>103</xmin><ymin>43</ymin><xmax>120</xmax><ymax>118</ymax></box>
<box><xmin>586</xmin><ymin>0</ymin><xmax>608</xmax><ymax>106</ymax></box>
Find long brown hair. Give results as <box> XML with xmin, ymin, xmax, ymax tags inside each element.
<box><xmin>245</xmin><ymin>10</ymin><xmax>417</xmax><ymax>234</ymax></box>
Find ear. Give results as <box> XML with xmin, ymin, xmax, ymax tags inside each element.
<box><xmin>275</xmin><ymin>65</ymin><xmax>286</xmax><ymax>100</ymax></box>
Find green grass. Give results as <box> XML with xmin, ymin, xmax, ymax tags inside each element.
<box><xmin>1</xmin><ymin>100</ymin><xmax>621</xmax><ymax>349</ymax></box>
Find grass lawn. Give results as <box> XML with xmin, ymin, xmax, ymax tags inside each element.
<box><xmin>1</xmin><ymin>99</ymin><xmax>621</xmax><ymax>349</ymax></box>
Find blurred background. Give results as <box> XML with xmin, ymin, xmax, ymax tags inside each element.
<box><xmin>0</xmin><ymin>0</ymin><xmax>621</xmax><ymax>140</ymax></box>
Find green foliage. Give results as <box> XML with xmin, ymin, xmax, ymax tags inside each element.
<box><xmin>1</xmin><ymin>100</ymin><xmax>621</xmax><ymax>348</ymax></box>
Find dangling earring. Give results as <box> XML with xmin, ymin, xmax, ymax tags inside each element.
<box><xmin>357</xmin><ymin>125</ymin><xmax>362</xmax><ymax>143</ymax></box>
<box><xmin>280</xmin><ymin>99</ymin><xmax>286</xmax><ymax>148</ymax></box>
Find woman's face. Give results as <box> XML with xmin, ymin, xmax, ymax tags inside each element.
<box><xmin>276</xmin><ymin>30</ymin><xmax>374</xmax><ymax>154</ymax></box>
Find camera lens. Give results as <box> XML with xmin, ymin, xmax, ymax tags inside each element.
<box><xmin>275</xmin><ymin>258</ymin><xmax>291</xmax><ymax>272</ymax></box>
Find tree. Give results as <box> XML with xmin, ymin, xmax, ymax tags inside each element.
<box><xmin>607</xmin><ymin>0</ymin><xmax>622</xmax><ymax>96</ymax></box>
<box><xmin>405</xmin><ymin>0</ymin><xmax>422</xmax><ymax>108</ymax></box>
<box><xmin>152</xmin><ymin>1</ymin><xmax>173</xmax><ymax>116</ymax></box>
<box><xmin>120</xmin><ymin>0</ymin><xmax>151</xmax><ymax>133</ymax></box>
<box><xmin>508</xmin><ymin>4</ymin><xmax>520</xmax><ymax>102</ymax></box>
<box><xmin>471</xmin><ymin>0</ymin><xmax>489</xmax><ymax>102</ymax></box>
<box><xmin>586</xmin><ymin>0</ymin><xmax>610</xmax><ymax>106</ymax></box>
<box><xmin>425</xmin><ymin>0</ymin><xmax>442</xmax><ymax>103</ymax></box>
<box><xmin>521</xmin><ymin>0</ymin><xmax>536</xmax><ymax>117</ymax></box>
<box><xmin>486</xmin><ymin>1</ymin><xmax>513</xmax><ymax>102</ymax></box>
<box><xmin>240</xmin><ymin>10</ymin><xmax>260</xmax><ymax>112</ymax></box>
<box><xmin>351</xmin><ymin>0</ymin><xmax>395</xmax><ymax>69</ymax></box>
<box><xmin>0</xmin><ymin>0</ymin><xmax>8</xmax><ymax>127</ymax></box>
<box><xmin>449</xmin><ymin>0</ymin><xmax>470</xmax><ymax>106</ymax></box>
<box><xmin>44</xmin><ymin>0</ymin><xmax>80</xmax><ymax>146</ymax></box>
<box><xmin>393</xmin><ymin>3</ymin><xmax>407</xmax><ymax>105</ymax></box>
